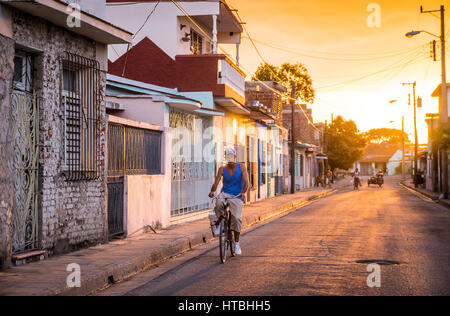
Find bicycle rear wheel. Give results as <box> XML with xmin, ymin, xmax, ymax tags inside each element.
<box><xmin>219</xmin><ymin>220</ymin><xmax>227</xmax><ymax>263</ymax></box>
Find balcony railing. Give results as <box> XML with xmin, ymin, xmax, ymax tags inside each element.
<box><xmin>175</xmin><ymin>54</ymin><xmax>246</xmax><ymax>104</ymax></box>
<box><xmin>218</xmin><ymin>58</ymin><xmax>245</xmax><ymax>99</ymax></box>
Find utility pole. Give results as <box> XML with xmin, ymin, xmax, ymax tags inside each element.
<box><xmin>290</xmin><ymin>82</ymin><xmax>297</xmax><ymax>194</ymax></box>
<box><xmin>402</xmin><ymin>116</ymin><xmax>406</xmax><ymax>181</ymax></box>
<box><xmin>324</xmin><ymin>120</ymin><xmax>328</xmax><ymax>175</ymax></box>
<box><xmin>439</xmin><ymin>5</ymin><xmax>448</xmax><ymax>199</ymax></box>
<box><xmin>402</xmin><ymin>81</ymin><xmax>418</xmax><ymax>187</ymax></box>
<box><xmin>418</xmin><ymin>5</ymin><xmax>448</xmax><ymax>198</ymax></box>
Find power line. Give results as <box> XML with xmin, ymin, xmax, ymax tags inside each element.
<box><xmin>133</xmin><ymin>0</ymin><xmax>161</xmax><ymax>40</ymax></box>
<box><xmin>242</xmin><ymin>37</ymin><xmax>429</xmax><ymax>62</ymax></box>
<box><xmin>169</xmin><ymin>0</ymin><xmax>322</xmax><ymax>132</ymax></box>
<box><xmin>122</xmin><ymin>0</ymin><xmax>161</xmax><ymax>76</ymax></box>
<box><xmin>231</xmin><ymin>10</ymin><xmax>321</xmax><ymax>131</ymax></box>
<box><xmin>316</xmin><ymin>50</ymin><xmax>426</xmax><ymax>91</ymax></box>
<box><xmin>235</xmin><ymin>12</ymin><xmax>284</xmax><ymax>83</ymax></box>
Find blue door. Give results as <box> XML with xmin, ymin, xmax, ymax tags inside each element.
<box><xmin>258</xmin><ymin>140</ymin><xmax>262</xmax><ymax>199</ymax></box>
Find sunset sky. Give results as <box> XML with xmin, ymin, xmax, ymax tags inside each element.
<box><xmin>222</xmin><ymin>0</ymin><xmax>450</xmax><ymax>144</ymax></box>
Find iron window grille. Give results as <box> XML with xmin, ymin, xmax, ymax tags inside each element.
<box><xmin>190</xmin><ymin>29</ymin><xmax>203</xmax><ymax>55</ymax></box>
<box><xmin>108</xmin><ymin>123</ymin><xmax>162</xmax><ymax>177</ymax></box>
<box><xmin>60</xmin><ymin>52</ymin><xmax>101</xmax><ymax>181</ymax></box>
<box><xmin>13</xmin><ymin>50</ymin><xmax>34</xmax><ymax>92</ymax></box>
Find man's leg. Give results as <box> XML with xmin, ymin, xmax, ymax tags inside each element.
<box><xmin>234</xmin><ymin>231</ymin><xmax>240</xmax><ymax>242</ymax></box>
<box><xmin>214</xmin><ymin>199</ymin><xmax>227</xmax><ymax>221</ymax></box>
<box><xmin>228</xmin><ymin>198</ymin><xmax>244</xmax><ymax>254</ymax></box>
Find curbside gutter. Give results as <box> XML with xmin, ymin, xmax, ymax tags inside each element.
<box><xmin>399</xmin><ymin>181</ymin><xmax>450</xmax><ymax>209</ymax></box>
<box><xmin>48</xmin><ymin>186</ymin><xmax>348</xmax><ymax>296</ymax></box>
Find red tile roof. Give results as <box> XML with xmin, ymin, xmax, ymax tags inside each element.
<box><xmin>109</xmin><ymin>37</ymin><xmax>177</xmax><ymax>88</ymax></box>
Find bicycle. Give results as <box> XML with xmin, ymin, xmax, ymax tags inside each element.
<box><xmin>211</xmin><ymin>194</ymin><xmax>242</xmax><ymax>264</ymax></box>
<box><xmin>353</xmin><ymin>177</ymin><xmax>361</xmax><ymax>190</ymax></box>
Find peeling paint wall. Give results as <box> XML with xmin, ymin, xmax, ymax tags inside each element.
<box><xmin>0</xmin><ymin>8</ymin><xmax>109</xmax><ymax>265</ymax></box>
<box><xmin>0</xmin><ymin>33</ymin><xmax>14</xmax><ymax>269</ymax></box>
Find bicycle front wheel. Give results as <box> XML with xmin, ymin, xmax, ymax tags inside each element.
<box><xmin>219</xmin><ymin>220</ymin><xmax>227</xmax><ymax>263</ymax></box>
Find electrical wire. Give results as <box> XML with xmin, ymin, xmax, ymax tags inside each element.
<box><xmin>242</xmin><ymin>37</ymin><xmax>429</xmax><ymax>62</ymax></box>
<box><xmin>121</xmin><ymin>0</ymin><xmax>161</xmax><ymax>76</ymax></box>
<box><xmin>316</xmin><ymin>50</ymin><xmax>426</xmax><ymax>91</ymax></box>
<box><xmin>168</xmin><ymin>1</ymin><xmax>435</xmax><ymax>133</ymax></box>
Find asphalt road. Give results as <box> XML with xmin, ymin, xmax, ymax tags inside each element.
<box><xmin>98</xmin><ymin>177</ymin><xmax>450</xmax><ymax>296</ymax></box>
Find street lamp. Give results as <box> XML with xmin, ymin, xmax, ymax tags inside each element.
<box><xmin>405</xmin><ymin>30</ymin><xmax>439</xmax><ymax>38</ymax></box>
<box><xmin>405</xmin><ymin>5</ymin><xmax>447</xmax><ymax>198</ymax></box>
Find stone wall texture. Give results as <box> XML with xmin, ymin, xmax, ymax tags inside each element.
<box><xmin>0</xmin><ymin>34</ymin><xmax>15</xmax><ymax>269</ymax></box>
<box><xmin>1</xmin><ymin>9</ymin><xmax>108</xmax><ymax>266</ymax></box>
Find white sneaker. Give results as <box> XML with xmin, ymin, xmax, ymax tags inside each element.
<box><xmin>234</xmin><ymin>242</ymin><xmax>242</xmax><ymax>256</ymax></box>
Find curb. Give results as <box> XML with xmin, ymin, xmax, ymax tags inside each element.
<box><xmin>52</xmin><ymin>186</ymin><xmax>347</xmax><ymax>296</ymax></box>
<box><xmin>399</xmin><ymin>181</ymin><xmax>450</xmax><ymax>210</ymax></box>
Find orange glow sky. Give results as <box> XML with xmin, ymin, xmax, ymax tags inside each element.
<box><xmin>222</xmin><ymin>0</ymin><xmax>450</xmax><ymax>144</ymax></box>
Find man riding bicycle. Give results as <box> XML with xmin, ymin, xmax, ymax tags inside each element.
<box><xmin>353</xmin><ymin>168</ymin><xmax>362</xmax><ymax>188</ymax></box>
<box><xmin>209</xmin><ymin>148</ymin><xmax>249</xmax><ymax>256</ymax></box>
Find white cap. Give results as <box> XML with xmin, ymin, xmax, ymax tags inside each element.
<box><xmin>225</xmin><ymin>148</ymin><xmax>236</xmax><ymax>163</ymax></box>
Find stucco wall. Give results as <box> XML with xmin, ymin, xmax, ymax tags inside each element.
<box><xmin>125</xmin><ymin>173</ymin><xmax>171</xmax><ymax>235</ymax></box>
<box><xmin>107</xmin><ymin>114</ymin><xmax>172</xmax><ymax>234</ymax></box>
<box><xmin>6</xmin><ymin>9</ymin><xmax>108</xmax><ymax>256</ymax></box>
<box><xmin>106</xmin><ymin>1</ymin><xmax>220</xmax><ymax>61</ymax></box>
<box><xmin>107</xmin><ymin>96</ymin><xmax>166</xmax><ymax>127</ymax></box>
<box><xmin>0</xmin><ymin>33</ymin><xmax>14</xmax><ymax>269</ymax></box>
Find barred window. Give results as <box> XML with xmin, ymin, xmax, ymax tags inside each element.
<box><xmin>190</xmin><ymin>29</ymin><xmax>203</xmax><ymax>55</ymax></box>
<box><xmin>108</xmin><ymin>123</ymin><xmax>162</xmax><ymax>177</ymax></box>
<box><xmin>60</xmin><ymin>52</ymin><xmax>101</xmax><ymax>181</ymax></box>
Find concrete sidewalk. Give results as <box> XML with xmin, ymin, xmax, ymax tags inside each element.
<box><xmin>400</xmin><ymin>180</ymin><xmax>450</xmax><ymax>209</ymax></box>
<box><xmin>0</xmin><ymin>180</ymin><xmax>349</xmax><ymax>296</ymax></box>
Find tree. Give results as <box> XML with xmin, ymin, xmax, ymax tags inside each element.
<box><xmin>326</xmin><ymin>116</ymin><xmax>366</xmax><ymax>171</ymax></box>
<box><xmin>364</xmin><ymin>128</ymin><xmax>410</xmax><ymax>144</ymax></box>
<box><xmin>252</xmin><ymin>62</ymin><xmax>315</xmax><ymax>104</ymax></box>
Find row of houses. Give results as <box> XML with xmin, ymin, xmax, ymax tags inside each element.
<box><xmin>0</xmin><ymin>0</ymin><xmax>327</xmax><ymax>269</ymax></box>
<box><xmin>423</xmin><ymin>84</ymin><xmax>450</xmax><ymax>192</ymax></box>
<box><xmin>354</xmin><ymin>83</ymin><xmax>449</xmax><ymax>195</ymax></box>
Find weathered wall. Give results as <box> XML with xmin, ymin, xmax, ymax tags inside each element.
<box><xmin>0</xmin><ymin>33</ymin><xmax>14</xmax><ymax>269</ymax></box>
<box><xmin>107</xmin><ymin>115</ymin><xmax>172</xmax><ymax>234</ymax></box>
<box><xmin>9</xmin><ymin>10</ymin><xmax>108</xmax><ymax>256</ymax></box>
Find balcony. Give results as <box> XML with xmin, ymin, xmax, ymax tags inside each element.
<box><xmin>175</xmin><ymin>54</ymin><xmax>248</xmax><ymax>114</ymax></box>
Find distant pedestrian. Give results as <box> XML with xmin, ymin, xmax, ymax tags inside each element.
<box><xmin>326</xmin><ymin>169</ymin><xmax>333</xmax><ymax>188</ymax></box>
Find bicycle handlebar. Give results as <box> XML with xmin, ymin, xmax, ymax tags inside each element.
<box><xmin>211</xmin><ymin>193</ymin><xmax>242</xmax><ymax>201</ymax></box>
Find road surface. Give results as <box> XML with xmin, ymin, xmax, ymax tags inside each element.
<box><xmin>97</xmin><ymin>177</ymin><xmax>450</xmax><ymax>296</ymax></box>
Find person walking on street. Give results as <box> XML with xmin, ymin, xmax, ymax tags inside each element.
<box><xmin>326</xmin><ymin>169</ymin><xmax>333</xmax><ymax>188</ymax></box>
<box><xmin>209</xmin><ymin>148</ymin><xmax>249</xmax><ymax>255</ymax></box>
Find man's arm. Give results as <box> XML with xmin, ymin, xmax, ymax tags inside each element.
<box><xmin>209</xmin><ymin>167</ymin><xmax>223</xmax><ymax>198</ymax></box>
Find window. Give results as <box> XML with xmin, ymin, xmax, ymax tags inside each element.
<box><xmin>108</xmin><ymin>123</ymin><xmax>162</xmax><ymax>177</ymax></box>
<box><xmin>60</xmin><ymin>52</ymin><xmax>101</xmax><ymax>181</ymax></box>
<box><xmin>190</xmin><ymin>29</ymin><xmax>203</xmax><ymax>55</ymax></box>
<box><xmin>13</xmin><ymin>51</ymin><xmax>33</xmax><ymax>92</ymax></box>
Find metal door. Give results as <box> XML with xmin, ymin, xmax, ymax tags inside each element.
<box><xmin>11</xmin><ymin>91</ymin><xmax>40</xmax><ymax>254</ymax></box>
<box><xmin>107</xmin><ymin>177</ymin><xmax>124</xmax><ymax>237</ymax></box>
